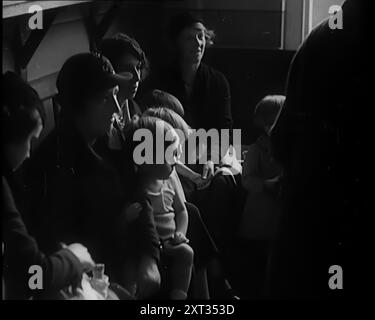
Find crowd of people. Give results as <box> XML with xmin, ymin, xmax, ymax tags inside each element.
<box><xmin>2</xmin><ymin>0</ymin><xmax>365</xmax><ymax>299</ymax></box>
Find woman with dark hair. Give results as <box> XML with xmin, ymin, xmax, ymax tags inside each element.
<box><xmin>94</xmin><ymin>33</ymin><xmax>149</xmax><ymax>163</ymax></box>
<box><xmin>2</xmin><ymin>71</ymin><xmax>95</xmax><ymax>299</ymax></box>
<box><xmin>99</xmin><ymin>33</ymin><xmax>147</xmax><ymax>128</ymax></box>
<box><xmin>159</xmin><ymin>14</ymin><xmax>240</xmax><ymax>256</ymax></box>
<box><xmin>161</xmin><ymin>12</ymin><xmax>232</xmax><ymax>135</ymax></box>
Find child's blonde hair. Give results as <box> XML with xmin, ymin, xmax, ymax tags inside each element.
<box><xmin>143</xmin><ymin>107</ymin><xmax>190</xmax><ymax>141</ymax></box>
<box><xmin>123</xmin><ymin>115</ymin><xmax>179</xmax><ymax>167</ymax></box>
<box><xmin>254</xmin><ymin>95</ymin><xmax>285</xmax><ymax>133</ymax></box>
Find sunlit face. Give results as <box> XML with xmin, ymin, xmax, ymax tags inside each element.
<box><xmin>115</xmin><ymin>54</ymin><xmax>142</xmax><ymax>100</ymax></box>
<box><xmin>177</xmin><ymin>23</ymin><xmax>206</xmax><ymax>64</ymax></box>
<box><xmin>84</xmin><ymin>86</ymin><xmax>120</xmax><ymax>138</ymax></box>
<box><xmin>8</xmin><ymin>111</ymin><xmax>43</xmax><ymax>171</ymax></box>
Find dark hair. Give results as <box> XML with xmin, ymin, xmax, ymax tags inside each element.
<box><xmin>2</xmin><ymin>71</ymin><xmax>44</xmax><ymax>144</ymax></box>
<box><xmin>140</xmin><ymin>89</ymin><xmax>184</xmax><ymax>117</ymax></box>
<box><xmin>168</xmin><ymin>12</ymin><xmax>215</xmax><ymax>47</ymax></box>
<box><xmin>99</xmin><ymin>33</ymin><xmax>149</xmax><ymax>81</ymax></box>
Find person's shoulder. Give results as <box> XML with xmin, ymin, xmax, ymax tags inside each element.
<box><xmin>26</xmin><ymin>129</ymin><xmax>59</xmax><ymax>172</ymax></box>
<box><xmin>296</xmin><ymin>18</ymin><xmax>331</xmax><ymax>58</ymax></box>
<box><xmin>200</xmin><ymin>63</ymin><xmax>229</xmax><ymax>89</ymax></box>
<box><xmin>201</xmin><ymin>63</ymin><xmax>226</xmax><ymax>79</ymax></box>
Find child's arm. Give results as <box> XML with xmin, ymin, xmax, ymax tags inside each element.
<box><xmin>170</xmin><ymin>171</ymin><xmax>189</xmax><ymax>237</ymax></box>
<box><xmin>242</xmin><ymin>145</ymin><xmax>282</xmax><ymax>193</ymax></box>
<box><xmin>242</xmin><ymin>145</ymin><xmax>264</xmax><ymax>192</ymax></box>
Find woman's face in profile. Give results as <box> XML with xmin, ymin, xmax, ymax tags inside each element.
<box><xmin>116</xmin><ymin>53</ymin><xmax>142</xmax><ymax>100</ymax></box>
<box><xmin>177</xmin><ymin>23</ymin><xmax>206</xmax><ymax>64</ymax></box>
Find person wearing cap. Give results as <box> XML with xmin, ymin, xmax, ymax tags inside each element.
<box><xmin>23</xmin><ymin>52</ymin><xmax>162</xmax><ymax>299</ymax></box>
<box><xmin>2</xmin><ymin>71</ymin><xmax>96</xmax><ymax>299</ymax></box>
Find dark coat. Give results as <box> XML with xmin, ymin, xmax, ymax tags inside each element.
<box><xmin>160</xmin><ymin>62</ymin><xmax>233</xmax><ymax>132</ymax></box>
<box><xmin>2</xmin><ymin>173</ymin><xmax>83</xmax><ymax>300</ymax></box>
<box><xmin>22</xmin><ymin>119</ymin><xmax>160</xmax><ymax>275</ymax></box>
<box><xmin>269</xmin><ymin>0</ymin><xmax>367</xmax><ymax>298</ymax></box>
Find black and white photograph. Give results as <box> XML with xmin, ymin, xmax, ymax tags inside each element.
<box><xmin>1</xmin><ymin>0</ymin><xmax>366</xmax><ymax>309</ymax></box>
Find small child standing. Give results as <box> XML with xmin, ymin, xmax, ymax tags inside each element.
<box><xmin>123</xmin><ymin>116</ymin><xmax>194</xmax><ymax>300</ymax></box>
<box><xmin>238</xmin><ymin>95</ymin><xmax>285</xmax><ymax>297</ymax></box>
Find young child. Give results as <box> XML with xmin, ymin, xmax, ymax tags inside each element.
<box><xmin>123</xmin><ymin>116</ymin><xmax>194</xmax><ymax>300</ymax></box>
<box><xmin>142</xmin><ymin>106</ymin><xmax>214</xmax><ymax>195</ymax></box>
<box><xmin>238</xmin><ymin>95</ymin><xmax>285</xmax><ymax>297</ymax></box>
<box><xmin>240</xmin><ymin>95</ymin><xmax>285</xmax><ymax>239</ymax></box>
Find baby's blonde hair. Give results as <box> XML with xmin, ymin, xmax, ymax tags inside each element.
<box><xmin>254</xmin><ymin>95</ymin><xmax>285</xmax><ymax>133</ymax></box>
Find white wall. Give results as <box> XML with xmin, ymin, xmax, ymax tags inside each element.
<box><xmin>284</xmin><ymin>0</ymin><xmax>303</xmax><ymax>50</ymax></box>
<box><xmin>311</xmin><ymin>0</ymin><xmax>345</xmax><ymax>30</ymax></box>
<box><xmin>2</xmin><ymin>2</ymin><xmax>113</xmax><ymax>143</ymax></box>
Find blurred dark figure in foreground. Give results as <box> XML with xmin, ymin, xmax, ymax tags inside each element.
<box><xmin>269</xmin><ymin>0</ymin><xmax>368</xmax><ymax>298</ymax></box>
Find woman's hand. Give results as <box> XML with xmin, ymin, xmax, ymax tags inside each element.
<box><xmin>202</xmin><ymin>160</ymin><xmax>215</xmax><ymax>179</ymax></box>
<box><xmin>65</xmin><ymin>243</ymin><xmax>95</xmax><ymax>271</ymax></box>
